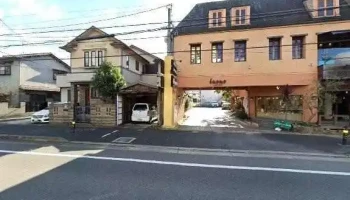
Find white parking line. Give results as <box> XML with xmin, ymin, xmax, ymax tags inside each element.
<box><xmin>101</xmin><ymin>133</ymin><xmax>111</xmax><ymax>138</ymax></box>
<box><xmin>112</xmin><ymin>130</ymin><xmax>119</xmax><ymax>133</ymax></box>
<box><xmin>0</xmin><ymin>149</ymin><xmax>350</xmax><ymax>176</ymax></box>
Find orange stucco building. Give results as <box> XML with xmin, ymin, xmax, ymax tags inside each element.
<box><xmin>173</xmin><ymin>0</ymin><xmax>350</xmax><ymax>122</ymax></box>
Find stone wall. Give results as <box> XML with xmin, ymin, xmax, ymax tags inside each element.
<box><xmin>50</xmin><ymin>103</ymin><xmax>73</xmax><ymax>124</ymax></box>
<box><xmin>90</xmin><ymin>103</ymin><xmax>116</xmax><ymax>127</ymax></box>
<box><xmin>0</xmin><ymin>102</ymin><xmax>26</xmax><ymax>117</ymax></box>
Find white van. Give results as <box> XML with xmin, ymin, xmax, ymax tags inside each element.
<box><xmin>131</xmin><ymin>103</ymin><xmax>156</xmax><ymax>123</ymax></box>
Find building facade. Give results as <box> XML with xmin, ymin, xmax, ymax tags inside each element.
<box><xmin>54</xmin><ymin>26</ymin><xmax>161</xmax><ymax>126</ymax></box>
<box><xmin>0</xmin><ymin>53</ymin><xmax>70</xmax><ymax>112</ymax></box>
<box><xmin>173</xmin><ymin>0</ymin><xmax>350</xmax><ymax>122</ymax></box>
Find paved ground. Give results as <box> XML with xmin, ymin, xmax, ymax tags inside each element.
<box><xmin>181</xmin><ymin>107</ymin><xmax>245</xmax><ymax>129</ymax></box>
<box><xmin>0</xmin><ymin>141</ymin><xmax>350</xmax><ymax>200</ymax></box>
<box><xmin>0</xmin><ymin>119</ymin><xmax>349</xmax><ymax>155</ymax></box>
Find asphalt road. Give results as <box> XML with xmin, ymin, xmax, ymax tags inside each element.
<box><xmin>1</xmin><ymin>141</ymin><xmax>350</xmax><ymax>200</ymax></box>
<box><xmin>181</xmin><ymin>107</ymin><xmax>245</xmax><ymax>128</ymax></box>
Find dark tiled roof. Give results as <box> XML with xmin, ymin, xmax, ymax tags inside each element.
<box><xmin>0</xmin><ymin>53</ymin><xmax>70</xmax><ymax>70</ymax></box>
<box><xmin>174</xmin><ymin>0</ymin><xmax>350</xmax><ymax>36</ymax></box>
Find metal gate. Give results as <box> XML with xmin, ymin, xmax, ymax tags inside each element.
<box><xmin>74</xmin><ymin>106</ymin><xmax>91</xmax><ymax>123</ymax></box>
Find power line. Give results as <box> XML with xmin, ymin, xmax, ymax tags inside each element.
<box><xmin>2</xmin><ymin>4</ymin><xmax>349</xmax><ymax>38</ymax></box>
<box><xmin>3</xmin><ymin>4</ymin><xmax>169</xmax><ymax>33</ymax></box>
<box><xmin>2</xmin><ymin>4</ymin><xmax>152</xmax><ymax>19</ymax></box>
<box><xmin>2</xmin><ymin>38</ymin><xmax>350</xmax><ymax>61</ymax></box>
<box><xmin>0</xmin><ymin>22</ymin><xmax>168</xmax><ymax>36</ymax></box>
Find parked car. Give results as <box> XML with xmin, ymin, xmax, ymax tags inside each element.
<box><xmin>210</xmin><ymin>101</ymin><xmax>220</xmax><ymax>107</ymax></box>
<box><xmin>221</xmin><ymin>102</ymin><xmax>231</xmax><ymax>110</ymax></box>
<box><xmin>131</xmin><ymin>103</ymin><xmax>157</xmax><ymax>123</ymax></box>
<box><xmin>31</xmin><ymin>108</ymin><xmax>49</xmax><ymax>123</ymax></box>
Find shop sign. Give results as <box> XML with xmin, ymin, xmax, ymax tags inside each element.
<box><xmin>209</xmin><ymin>78</ymin><xmax>226</xmax><ymax>85</ymax></box>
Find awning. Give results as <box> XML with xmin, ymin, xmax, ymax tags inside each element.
<box><xmin>119</xmin><ymin>82</ymin><xmax>158</xmax><ymax>94</ymax></box>
<box><xmin>20</xmin><ymin>84</ymin><xmax>60</xmax><ymax>92</ymax></box>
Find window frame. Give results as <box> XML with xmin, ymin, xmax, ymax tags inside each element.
<box><xmin>0</xmin><ymin>65</ymin><xmax>11</xmax><ymax>75</ymax></box>
<box><xmin>190</xmin><ymin>44</ymin><xmax>201</xmax><ymax>64</ymax></box>
<box><xmin>91</xmin><ymin>51</ymin><xmax>96</xmax><ymax>67</ymax></box>
<box><xmin>292</xmin><ymin>36</ymin><xmax>305</xmax><ymax>59</ymax></box>
<box><xmin>135</xmin><ymin>60</ymin><xmax>140</xmax><ymax>71</ymax></box>
<box><xmin>211</xmin><ymin>42</ymin><xmax>224</xmax><ymax>63</ymax></box>
<box><xmin>97</xmin><ymin>50</ymin><xmax>104</xmax><ymax>66</ymax></box>
<box><xmin>269</xmin><ymin>38</ymin><xmax>282</xmax><ymax>61</ymax></box>
<box><xmin>91</xmin><ymin>87</ymin><xmax>99</xmax><ymax>99</ymax></box>
<box><xmin>212</xmin><ymin>12</ymin><xmax>218</xmax><ymax>26</ymax></box>
<box><xmin>84</xmin><ymin>51</ymin><xmax>90</xmax><ymax>67</ymax></box>
<box><xmin>217</xmin><ymin>12</ymin><xmax>222</xmax><ymax>26</ymax></box>
<box><xmin>232</xmin><ymin>6</ymin><xmax>250</xmax><ymax>26</ymax></box>
<box><xmin>317</xmin><ymin>0</ymin><xmax>335</xmax><ymax>17</ymax></box>
<box><xmin>234</xmin><ymin>40</ymin><xmax>247</xmax><ymax>62</ymax></box>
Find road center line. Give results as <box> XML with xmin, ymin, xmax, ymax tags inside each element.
<box><xmin>1</xmin><ymin>149</ymin><xmax>349</xmax><ymax>176</ymax></box>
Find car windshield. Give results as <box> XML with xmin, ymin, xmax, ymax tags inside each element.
<box><xmin>133</xmin><ymin>104</ymin><xmax>147</xmax><ymax>111</ymax></box>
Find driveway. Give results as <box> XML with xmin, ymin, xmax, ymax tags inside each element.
<box><xmin>181</xmin><ymin>107</ymin><xmax>245</xmax><ymax>129</ymax></box>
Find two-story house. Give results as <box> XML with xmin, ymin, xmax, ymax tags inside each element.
<box><xmin>54</xmin><ymin>26</ymin><xmax>161</xmax><ymax>126</ymax></box>
<box><xmin>0</xmin><ymin>53</ymin><xmax>70</xmax><ymax>113</ymax></box>
<box><xmin>173</xmin><ymin>0</ymin><xmax>350</xmax><ymax>123</ymax></box>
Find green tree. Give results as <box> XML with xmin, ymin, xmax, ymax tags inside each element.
<box><xmin>215</xmin><ymin>89</ymin><xmax>232</xmax><ymax>102</ymax></box>
<box><xmin>91</xmin><ymin>62</ymin><xmax>126</xmax><ymax>100</ymax></box>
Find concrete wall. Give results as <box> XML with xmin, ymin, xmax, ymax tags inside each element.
<box><xmin>60</xmin><ymin>88</ymin><xmax>71</xmax><ymax>103</ymax></box>
<box><xmin>50</xmin><ymin>103</ymin><xmax>73</xmax><ymax>124</ymax></box>
<box><xmin>0</xmin><ymin>61</ymin><xmax>21</xmax><ymax>106</ymax></box>
<box><xmin>141</xmin><ymin>74</ymin><xmax>158</xmax><ymax>85</ymax></box>
<box><xmin>0</xmin><ymin>102</ymin><xmax>26</xmax><ymax>117</ymax></box>
<box><xmin>174</xmin><ymin>20</ymin><xmax>350</xmax><ymax>88</ymax></box>
<box><xmin>121</xmin><ymin>68</ymin><xmax>141</xmax><ymax>85</ymax></box>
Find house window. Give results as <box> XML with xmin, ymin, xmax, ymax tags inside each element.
<box><xmin>212</xmin><ymin>12</ymin><xmax>217</xmax><ymax>26</ymax></box>
<box><xmin>234</xmin><ymin>41</ymin><xmax>247</xmax><ymax>62</ymax></box>
<box><xmin>67</xmin><ymin>89</ymin><xmax>71</xmax><ymax>102</ymax></box>
<box><xmin>210</xmin><ymin>10</ymin><xmax>225</xmax><ymax>27</ymax></box>
<box><xmin>218</xmin><ymin>12</ymin><xmax>222</xmax><ymax>26</ymax></box>
<box><xmin>212</xmin><ymin>42</ymin><xmax>223</xmax><ymax>63</ymax></box>
<box><xmin>84</xmin><ymin>52</ymin><xmax>90</xmax><ymax>67</ymax></box>
<box><xmin>269</xmin><ymin>38</ymin><xmax>281</xmax><ymax>60</ymax></box>
<box><xmin>318</xmin><ymin>0</ymin><xmax>335</xmax><ymax>17</ymax></box>
<box><xmin>91</xmin><ymin>88</ymin><xmax>99</xmax><ymax>99</ymax></box>
<box><xmin>84</xmin><ymin>50</ymin><xmax>104</xmax><ymax>67</ymax></box>
<box><xmin>232</xmin><ymin>6</ymin><xmax>250</xmax><ymax>25</ymax></box>
<box><xmin>135</xmin><ymin>61</ymin><xmax>140</xmax><ymax>71</ymax></box>
<box><xmin>292</xmin><ymin>36</ymin><xmax>305</xmax><ymax>59</ymax></box>
<box><xmin>190</xmin><ymin>44</ymin><xmax>201</xmax><ymax>64</ymax></box>
<box><xmin>0</xmin><ymin>65</ymin><xmax>11</xmax><ymax>75</ymax></box>
<box><xmin>91</xmin><ymin>51</ymin><xmax>96</xmax><ymax>66</ymax></box>
<box><xmin>97</xmin><ymin>50</ymin><xmax>104</xmax><ymax>66</ymax></box>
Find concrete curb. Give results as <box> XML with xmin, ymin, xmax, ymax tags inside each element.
<box><xmin>0</xmin><ymin>134</ymin><xmax>67</xmax><ymax>143</ymax></box>
<box><xmin>1</xmin><ymin>134</ymin><xmax>349</xmax><ymax>160</ymax></box>
<box><xmin>0</xmin><ymin>117</ymin><xmax>30</xmax><ymax>122</ymax></box>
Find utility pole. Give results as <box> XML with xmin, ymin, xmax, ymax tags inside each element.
<box><xmin>166</xmin><ymin>4</ymin><xmax>173</xmax><ymax>56</ymax></box>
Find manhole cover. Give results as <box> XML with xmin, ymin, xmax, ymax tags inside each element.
<box><xmin>112</xmin><ymin>137</ymin><xmax>136</xmax><ymax>144</ymax></box>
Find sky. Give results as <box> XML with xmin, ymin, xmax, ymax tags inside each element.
<box><xmin>0</xmin><ymin>0</ymin><xmax>219</xmax><ymax>63</ymax></box>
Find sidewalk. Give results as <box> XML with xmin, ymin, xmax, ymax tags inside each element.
<box><xmin>0</xmin><ymin>122</ymin><xmax>349</xmax><ymax>155</ymax></box>
<box><xmin>0</xmin><ymin>112</ymin><xmax>33</xmax><ymax>121</ymax></box>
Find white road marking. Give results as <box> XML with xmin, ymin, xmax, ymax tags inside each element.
<box><xmin>101</xmin><ymin>133</ymin><xmax>111</xmax><ymax>138</ymax></box>
<box><xmin>0</xmin><ymin>149</ymin><xmax>349</xmax><ymax>176</ymax></box>
<box><xmin>102</xmin><ymin>130</ymin><xmax>118</xmax><ymax>138</ymax></box>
